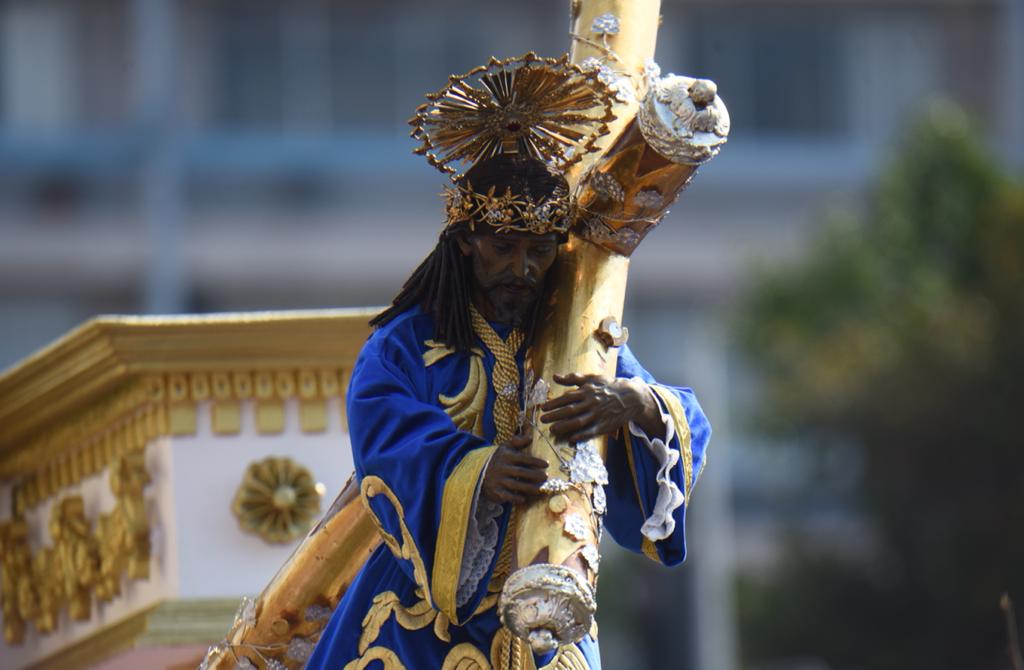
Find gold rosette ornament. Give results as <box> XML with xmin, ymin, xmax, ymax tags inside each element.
<box><xmin>232</xmin><ymin>457</ymin><xmax>323</xmax><ymax>544</ymax></box>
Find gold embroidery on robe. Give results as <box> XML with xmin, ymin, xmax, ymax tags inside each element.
<box><xmin>433</xmin><ymin>446</ymin><xmax>498</xmax><ymax>623</ymax></box>
<box><xmin>352</xmin><ymin>619</ymin><xmax>593</xmax><ymax>670</ymax></box>
<box><xmin>424</xmin><ymin>340</ymin><xmax>487</xmax><ymax>437</ymax></box>
<box><xmin>489</xmin><ymin>627</ymin><xmax>593</xmax><ymax>670</ymax></box>
<box><xmin>343</xmin><ymin>645</ymin><xmax>406</xmax><ymax>670</ymax></box>
<box><xmin>359</xmin><ymin>590</ymin><xmax>443</xmax><ymax>654</ymax></box>
<box><xmin>357</xmin><ymin>587</ymin><xmax>499</xmax><ymax>654</ymax></box>
<box><xmin>544</xmin><ymin>645</ymin><xmax>590</xmax><ymax>670</ymax></box>
<box><xmin>360</xmin><ymin>476</ymin><xmax>432</xmax><ymax>601</ymax></box>
<box><xmin>443</xmin><ymin>642</ymin><xmax>492</xmax><ymax>669</ymax></box>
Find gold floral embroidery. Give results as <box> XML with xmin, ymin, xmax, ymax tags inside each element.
<box><xmin>359</xmin><ymin>590</ymin><xmax>444</xmax><ymax>654</ymax></box>
<box><xmin>357</xmin><ymin>588</ymin><xmax>498</xmax><ymax>654</ymax></box>
<box><xmin>343</xmin><ymin>645</ymin><xmax>406</xmax><ymax>670</ymax></box>
<box><xmin>360</xmin><ymin>476</ymin><xmax>432</xmax><ymax>601</ymax></box>
<box><xmin>424</xmin><ymin>340</ymin><xmax>487</xmax><ymax>437</ymax></box>
<box><xmin>443</xmin><ymin>642</ymin><xmax>492</xmax><ymax>669</ymax></box>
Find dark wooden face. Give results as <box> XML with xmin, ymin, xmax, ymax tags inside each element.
<box><xmin>456</xmin><ymin>229</ymin><xmax>560</xmax><ymax>327</ymax></box>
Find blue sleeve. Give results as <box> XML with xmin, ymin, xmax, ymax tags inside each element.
<box><xmin>603</xmin><ymin>343</ymin><xmax>711</xmax><ymax>566</ymax></box>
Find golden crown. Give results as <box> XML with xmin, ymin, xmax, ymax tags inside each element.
<box><xmin>443</xmin><ymin>181</ymin><xmax>573</xmax><ymax>235</ymax></box>
<box><xmin>410</xmin><ymin>53</ymin><xmax>615</xmax><ymax>234</ymax></box>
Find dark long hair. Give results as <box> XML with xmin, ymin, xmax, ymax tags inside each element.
<box><xmin>370</xmin><ymin>155</ymin><xmax>568</xmax><ymax>351</ymax></box>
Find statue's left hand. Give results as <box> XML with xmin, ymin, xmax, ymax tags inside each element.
<box><xmin>540</xmin><ymin>373</ymin><xmax>664</xmax><ymax>444</ymax></box>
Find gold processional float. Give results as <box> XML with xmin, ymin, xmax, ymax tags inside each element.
<box><xmin>201</xmin><ymin>0</ymin><xmax>728</xmax><ymax>666</ymax></box>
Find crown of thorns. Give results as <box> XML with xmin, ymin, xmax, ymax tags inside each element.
<box><xmin>443</xmin><ymin>181</ymin><xmax>572</xmax><ymax>235</ymax></box>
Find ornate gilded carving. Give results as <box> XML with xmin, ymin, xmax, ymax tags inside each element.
<box><xmin>50</xmin><ymin>496</ymin><xmax>100</xmax><ymax>621</ymax></box>
<box><xmin>232</xmin><ymin>457</ymin><xmax>323</xmax><ymax>544</ymax></box>
<box><xmin>0</xmin><ymin>454</ymin><xmax>152</xmax><ymax>642</ymax></box>
<box><xmin>110</xmin><ymin>452</ymin><xmax>152</xmax><ymax>578</ymax></box>
<box><xmin>94</xmin><ymin>513</ymin><xmax>123</xmax><ymax>602</ymax></box>
<box><xmin>31</xmin><ymin>547</ymin><xmax>60</xmax><ymax>633</ymax></box>
<box><xmin>0</xmin><ymin>518</ymin><xmax>33</xmax><ymax>643</ymax></box>
<box><xmin>7</xmin><ymin>367</ymin><xmax>345</xmax><ymax>517</ymax></box>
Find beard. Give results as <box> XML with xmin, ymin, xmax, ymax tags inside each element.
<box><xmin>480</xmin><ymin>276</ymin><xmax>540</xmax><ymax>329</ymax></box>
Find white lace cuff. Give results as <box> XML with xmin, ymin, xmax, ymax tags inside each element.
<box><xmin>627</xmin><ymin>379</ymin><xmax>686</xmax><ymax>542</ymax></box>
<box><xmin>455</xmin><ymin>453</ymin><xmax>503</xmax><ymax>608</ymax></box>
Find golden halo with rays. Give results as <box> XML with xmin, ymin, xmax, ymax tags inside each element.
<box><xmin>410</xmin><ymin>52</ymin><xmax>617</xmax><ymax>177</ymax></box>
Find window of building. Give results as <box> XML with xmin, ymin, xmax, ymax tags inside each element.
<box><xmin>213</xmin><ymin>2</ymin><xmax>285</xmax><ymax>129</ymax></box>
<box><xmin>678</xmin><ymin>8</ymin><xmax>850</xmax><ymax>138</ymax></box>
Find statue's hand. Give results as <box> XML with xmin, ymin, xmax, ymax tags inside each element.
<box><xmin>481</xmin><ymin>433</ymin><xmax>548</xmax><ymax>504</ymax></box>
<box><xmin>540</xmin><ymin>373</ymin><xmax>663</xmax><ymax>444</ymax></box>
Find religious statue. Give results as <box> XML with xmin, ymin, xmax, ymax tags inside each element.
<box><xmin>200</xmin><ymin>2</ymin><xmax>728</xmax><ymax>668</ymax></box>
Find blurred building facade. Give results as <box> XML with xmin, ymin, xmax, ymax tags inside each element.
<box><xmin>0</xmin><ymin>1</ymin><xmax>1019</xmax><ymax>668</ymax></box>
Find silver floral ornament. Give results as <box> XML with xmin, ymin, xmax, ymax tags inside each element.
<box><xmin>286</xmin><ymin>636</ymin><xmax>316</xmax><ymax>662</ymax></box>
<box><xmin>540</xmin><ymin>478</ymin><xmax>572</xmax><ymax>494</ymax></box>
<box><xmin>580</xmin><ymin>544</ymin><xmax>600</xmax><ymax>573</ymax></box>
<box><xmin>563</xmin><ymin>513</ymin><xmax>588</xmax><ymax>541</ymax></box>
<box><xmin>592</xmin><ymin>484</ymin><xmax>607</xmax><ymax>516</ymax></box>
<box><xmin>634</xmin><ymin>188</ymin><xmax>664</xmax><ymax>209</ymax></box>
<box><xmin>595</xmin><ymin>64</ymin><xmax>636</xmax><ymax>104</ymax></box>
<box><xmin>569</xmin><ymin>441</ymin><xmax>609</xmax><ymax>486</ymax></box>
<box><xmin>305</xmin><ymin>604</ymin><xmax>332</xmax><ymax>622</ymax></box>
<box><xmin>591</xmin><ymin>12</ymin><xmax>620</xmax><ymax>35</ymax></box>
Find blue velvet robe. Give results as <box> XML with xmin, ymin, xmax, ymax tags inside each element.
<box><xmin>307</xmin><ymin>306</ymin><xmax>711</xmax><ymax>670</ymax></box>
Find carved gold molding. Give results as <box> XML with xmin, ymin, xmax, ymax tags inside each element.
<box><xmin>0</xmin><ymin>310</ymin><xmax>376</xmax><ymax>508</ymax></box>
<box><xmin>0</xmin><ymin>310</ymin><xmax>376</xmax><ymax>649</ymax></box>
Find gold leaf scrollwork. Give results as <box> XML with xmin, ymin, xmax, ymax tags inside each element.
<box><xmin>110</xmin><ymin>452</ymin><xmax>152</xmax><ymax>579</ymax></box>
<box><xmin>0</xmin><ymin>454</ymin><xmax>152</xmax><ymax>643</ymax></box>
<box><xmin>31</xmin><ymin>547</ymin><xmax>60</xmax><ymax>633</ymax></box>
<box><xmin>358</xmin><ymin>590</ymin><xmax>440</xmax><ymax>654</ymax></box>
<box><xmin>49</xmin><ymin>496</ymin><xmax>99</xmax><ymax>621</ymax></box>
<box><xmin>231</xmin><ymin>456</ymin><xmax>323</xmax><ymax>544</ymax></box>
<box><xmin>343</xmin><ymin>645</ymin><xmax>407</xmax><ymax>670</ymax></box>
<box><xmin>0</xmin><ymin>518</ymin><xmax>33</xmax><ymax>643</ymax></box>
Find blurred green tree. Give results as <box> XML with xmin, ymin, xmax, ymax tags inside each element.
<box><xmin>735</xmin><ymin>103</ymin><xmax>1024</xmax><ymax>670</ymax></box>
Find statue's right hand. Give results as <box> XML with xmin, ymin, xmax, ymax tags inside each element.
<box><xmin>481</xmin><ymin>434</ymin><xmax>548</xmax><ymax>504</ymax></box>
